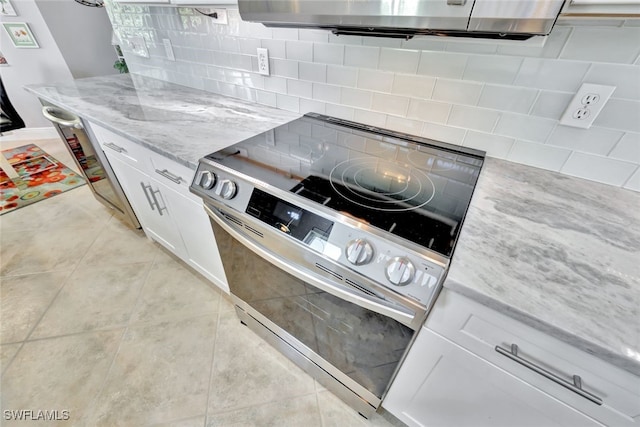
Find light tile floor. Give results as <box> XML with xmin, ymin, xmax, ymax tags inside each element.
<box><xmin>0</xmin><ymin>135</ymin><xmax>405</xmax><ymax>427</ymax></box>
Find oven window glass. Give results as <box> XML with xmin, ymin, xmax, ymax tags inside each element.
<box><xmin>212</xmin><ymin>218</ymin><xmax>414</xmax><ymax>399</ymax></box>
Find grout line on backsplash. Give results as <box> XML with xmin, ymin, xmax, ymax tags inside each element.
<box><xmin>605</xmin><ymin>133</ymin><xmax>627</xmax><ymax>157</ymax></box>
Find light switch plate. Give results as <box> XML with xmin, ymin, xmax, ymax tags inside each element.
<box><xmin>163</xmin><ymin>39</ymin><xmax>175</xmax><ymax>61</ymax></box>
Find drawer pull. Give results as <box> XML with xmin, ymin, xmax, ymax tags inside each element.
<box><xmin>155</xmin><ymin>169</ymin><xmax>183</xmax><ymax>184</ymax></box>
<box><xmin>104</xmin><ymin>142</ymin><xmax>126</xmax><ymax>153</ymax></box>
<box><xmin>495</xmin><ymin>344</ymin><xmax>603</xmax><ymax>406</ymax></box>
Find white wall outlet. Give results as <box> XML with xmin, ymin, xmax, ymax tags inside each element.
<box><xmin>559</xmin><ymin>83</ymin><xmax>616</xmax><ymax>129</ymax></box>
<box><xmin>257</xmin><ymin>48</ymin><xmax>270</xmax><ymax>76</ymax></box>
<box><xmin>197</xmin><ymin>8</ymin><xmax>228</xmax><ymax>25</ymax></box>
<box><xmin>163</xmin><ymin>38</ymin><xmax>175</xmax><ymax>61</ymax></box>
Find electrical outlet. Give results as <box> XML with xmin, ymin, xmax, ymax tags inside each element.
<box><xmin>163</xmin><ymin>38</ymin><xmax>175</xmax><ymax>61</ymax></box>
<box><xmin>559</xmin><ymin>83</ymin><xmax>616</xmax><ymax>129</ymax></box>
<box><xmin>257</xmin><ymin>48</ymin><xmax>270</xmax><ymax>76</ymax></box>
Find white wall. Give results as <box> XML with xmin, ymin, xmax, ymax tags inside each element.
<box><xmin>0</xmin><ymin>0</ymin><xmax>73</xmax><ymax>127</ymax></box>
<box><xmin>35</xmin><ymin>0</ymin><xmax>117</xmax><ymax>79</ymax></box>
<box><xmin>109</xmin><ymin>4</ymin><xmax>640</xmax><ymax>191</ymax></box>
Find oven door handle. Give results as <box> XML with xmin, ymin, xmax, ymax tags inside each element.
<box><xmin>204</xmin><ymin>204</ymin><xmax>419</xmax><ymax>329</ymax></box>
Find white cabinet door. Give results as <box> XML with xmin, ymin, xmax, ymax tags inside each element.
<box><xmin>383</xmin><ymin>328</ymin><xmax>600</xmax><ymax>427</ymax></box>
<box><xmin>160</xmin><ymin>186</ymin><xmax>229</xmax><ymax>292</ymax></box>
<box><xmin>106</xmin><ymin>154</ymin><xmax>187</xmax><ymax>258</ymax></box>
<box><xmin>561</xmin><ymin>0</ymin><xmax>640</xmax><ymax>15</ymax></box>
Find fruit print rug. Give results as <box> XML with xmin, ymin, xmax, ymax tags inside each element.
<box><xmin>0</xmin><ymin>144</ymin><xmax>85</xmax><ymax>215</ymax></box>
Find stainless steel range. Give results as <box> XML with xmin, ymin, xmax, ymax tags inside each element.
<box><xmin>189</xmin><ymin>113</ymin><xmax>484</xmax><ymax>417</ymax></box>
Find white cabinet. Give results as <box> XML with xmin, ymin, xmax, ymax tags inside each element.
<box><xmin>383</xmin><ymin>290</ymin><xmax>640</xmax><ymax>427</ymax></box>
<box><xmin>90</xmin><ymin>122</ymin><xmax>229</xmax><ymax>293</ymax></box>
<box><xmin>384</xmin><ymin>328</ymin><xmax>599</xmax><ymax>427</ymax></box>
<box><xmin>170</xmin><ymin>0</ymin><xmax>236</xmax><ymax>5</ymax></box>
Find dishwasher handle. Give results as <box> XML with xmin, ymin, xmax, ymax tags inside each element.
<box><xmin>41</xmin><ymin>105</ymin><xmax>83</xmax><ymax>129</ymax></box>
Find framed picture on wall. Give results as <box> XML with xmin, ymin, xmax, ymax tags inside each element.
<box><xmin>2</xmin><ymin>22</ymin><xmax>39</xmax><ymax>48</ymax></box>
<box><xmin>0</xmin><ymin>0</ymin><xmax>17</xmax><ymax>16</ymax></box>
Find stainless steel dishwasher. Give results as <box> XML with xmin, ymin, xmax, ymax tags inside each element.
<box><xmin>41</xmin><ymin>101</ymin><xmax>140</xmax><ymax>229</ymax></box>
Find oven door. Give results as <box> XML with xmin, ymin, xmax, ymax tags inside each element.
<box><xmin>204</xmin><ymin>202</ymin><xmax>421</xmax><ymax>413</ymax></box>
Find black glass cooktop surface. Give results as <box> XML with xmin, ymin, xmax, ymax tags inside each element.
<box><xmin>206</xmin><ymin>113</ymin><xmax>484</xmax><ymax>257</ymax></box>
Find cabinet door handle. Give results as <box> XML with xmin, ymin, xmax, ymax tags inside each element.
<box><xmin>495</xmin><ymin>344</ymin><xmax>603</xmax><ymax>406</ymax></box>
<box><xmin>155</xmin><ymin>168</ymin><xmax>182</xmax><ymax>184</ymax></box>
<box><xmin>140</xmin><ymin>182</ymin><xmax>157</xmax><ymax>211</ymax></box>
<box><xmin>104</xmin><ymin>142</ymin><xmax>127</xmax><ymax>154</ymax></box>
<box><xmin>149</xmin><ymin>187</ymin><xmax>166</xmax><ymax>216</ymax></box>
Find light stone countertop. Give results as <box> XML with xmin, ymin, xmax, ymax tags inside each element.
<box><xmin>26</xmin><ymin>74</ymin><xmax>640</xmax><ymax>377</ymax></box>
<box><xmin>25</xmin><ymin>73</ymin><xmax>299</xmax><ymax>170</ymax></box>
<box><xmin>447</xmin><ymin>157</ymin><xmax>640</xmax><ymax>376</ymax></box>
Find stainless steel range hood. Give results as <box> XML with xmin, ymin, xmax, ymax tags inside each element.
<box><xmin>237</xmin><ymin>0</ymin><xmax>567</xmax><ymax>40</ymax></box>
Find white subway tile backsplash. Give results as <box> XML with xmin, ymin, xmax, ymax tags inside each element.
<box><xmin>507</xmin><ymin>140</ymin><xmax>571</xmax><ymax>171</ymax></box>
<box><xmin>327</xmin><ymin>65</ymin><xmax>358</xmax><ymax>87</ymax></box>
<box><xmin>270</xmin><ymin>58</ymin><xmax>298</xmax><ymax>79</ymax></box>
<box><xmin>594</xmin><ymin>99</ymin><xmax>640</xmax><ymax>133</ymax></box>
<box><xmin>494</xmin><ymin>113</ymin><xmax>556</xmax><ymax>143</ymax></box>
<box><xmin>238</xmin><ymin>38</ymin><xmax>261</xmax><ymax>55</ymax></box>
<box><xmin>561</xmin><ymin>152</ymin><xmax>637</xmax><ymax>186</ymax></box>
<box><xmin>463</xmin><ymin>131</ymin><xmax>515</xmax><ymax>158</ymax></box>
<box><xmin>341</xmin><ymin>88</ymin><xmax>372</xmax><ymax>109</ymax></box>
<box><xmin>386</xmin><ymin>116</ymin><xmax>423</xmax><ymax>135</ymax></box>
<box><xmin>276</xmin><ymin>93</ymin><xmax>300</xmax><ymax>113</ymax></box>
<box><xmin>314</xmin><ymin>43</ymin><xmax>344</xmax><ymax>65</ymax></box>
<box><xmin>287</xmin><ymin>80</ymin><xmax>313</xmax><ymax>99</ymax></box>
<box><xmin>608</xmin><ymin>133</ymin><xmax>640</xmax><ymax>162</ymax></box>
<box><xmin>345</xmin><ymin>45</ymin><xmax>380</xmax><ymax>69</ymax></box>
<box><xmin>623</xmin><ymin>167</ymin><xmax>640</xmax><ymax>192</ymax></box>
<box><xmin>357</xmin><ymin>69</ymin><xmax>394</xmax><ymax>92</ymax></box>
<box><xmin>371</xmin><ymin>93</ymin><xmax>409</xmax><ymax>116</ymax></box>
<box><xmin>560</xmin><ymin>27</ymin><xmax>640</xmax><ymax>64</ymax></box>
<box><xmin>547</xmin><ymin>126</ymin><xmax>623</xmax><ymax>156</ymax></box>
<box><xmin>514</xmin><ymin>58</ymin><xmax>590</xmax><ymax>92</ymax></box>
<box><xmin>263</xmin><ymin>27</ymin><xmax>293</xmax><ymax>40</ymax></box>
<box><xmin>530</xmin><ymin>91</ymin><xmax>573</xmax><ymax>120</ymax></box>
<box><xmin>463</xmin><ymin>55</ymin><xmax>523</xmax><ymax>85</ymax></box>
<box><xmin>432</xmin><ymin>79</ymin><xmax>483</xmax><ymax>106</ymax></box>
<box><xmin>312</xmin><ymin>83</ymin><xmax>341</xmax><ymax>103</ymax></box>
<box><xmin>392</xmin><ymin>74</ymin><xmax>435</xmax><ymax>99</ymax></box>
<box><xmin>421</xmin><ymin>123</ymin><xmax>466</xmax><ymax>145</ymax></box>
<box><xmin>114</xmin><ymin>4</ymin><xmax>640</xmax><ymax>192</ymax></box>
<box><xmin>478</xmin><ymin>85</ymin><xmax>538</xmax><ymax>114</ymax></box>
<box><xmin>263</xmin><ymin>76</ymin><xmax>287</xmax><ymax>94</ymax></box>
<box><xmin>286</xmin><ymin>41</ymin><xmax>313</xmax><ymax>62</ymax></box>
<box><xmin>584</xmin><ymin>64</ymin><xmax>640</xmax><ymax>101</ymax></box>
<box><xmin>407</xmin><ymin>100</ymin><xmax>451</xmax><ymax>124</ymax></box>
<box><xmin>378</xmin><ymin>48</ymin><xmax>420</xmax><ymax>74</ymax></box>
<box><xmin>353</xmin><ymin>109</ymin><xmax>387</xmax><ymax>127</ymax></box>
<box><xmin>261</xmin><ymin>39</ymin><xmax>286</xmax><ymax>59</ymax></box>
<box><xmin>448</xmin><ymin>106</ymin><xmax>500</xmax><ymax>133</ymax></box>
<box><xmin>299</xmin><ymin>62</ymin><xmax>326</xmax><ymax>83</ymax></box>
<box><xmin>418</xmin><ymin>52</ymin><xmax>468</xmax><ymax>79</ymax></box>
<box><xmin>326</xmin><ymin>103</ymin><xmax>355</xmax><ymax>120</ymax></box>
<box><xmin>300</xmin><ymin>99</ymin><xmax>326</xmax><ymax>114</ymax></box>
<box><xmin>299</xmin><ymin>29</ymin><xmax>329</xmax><ymax>43</ymax></box>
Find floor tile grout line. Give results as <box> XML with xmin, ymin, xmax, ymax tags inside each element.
<box><xmin>0</xmin><ymin>341</ymin><xmax>26</xmax><ymax>380</ymax></box>
<box><xmin>81</xmin><ymin>252</ymin><xmax>158</xmax><ymax>425</ymax></box>
<box><xmin>202</xmin><ymin>292</ymin><xmax>227</xmax><ymax>427</ymax></box>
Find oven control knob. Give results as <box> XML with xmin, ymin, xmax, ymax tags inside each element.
<box><xmin>216</xmin><ymin>179</ymin><xmax>237</xmax><ymax>200</ymax></box>
<box><xmin>345</xmin><ymin>239</ymin><xmax>374</xmax><ymax>266</ymax></box>
<box><xmin>385</xmin><ymin>257</ymin><xmax>415</xmax><ymax>286</ymax></box>
<box><xmin>198</xmin><ymin>170</ymin><xmax>216</xmax><ymax>190</ymax></box>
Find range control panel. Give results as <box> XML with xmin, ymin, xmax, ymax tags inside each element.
<box><xmin>191</xmin><ymin>162</ymin><xmax>445</xmax><ymax>305</ymax></box>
